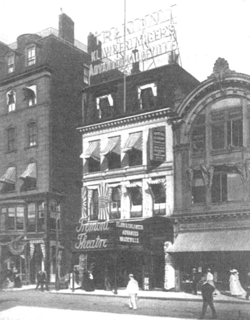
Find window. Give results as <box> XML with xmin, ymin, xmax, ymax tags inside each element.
<box><xmin>127</xmin><ymin>182</ymin><xmax>142</xmax><ymax>218</ymax></box>
<box><xmin>192</xmin><ymin>113</ymin><xmax>206</xmax><ymax>153</ymax></box>
<box><xmin>38</xmin><ymin>202</ymin><xmax>45</xmax><ymax>232</ymax></box>
<box><xmin>27</xmin><ymin>203</ymin><xmax>36</xmax><ymax>232</ymax></box>
<box><xmin>211</xmin><ymin>108</ymin><xmax>243</xmax><ymax>150</ymax></box>
<box><xmin>7</xmin><ymin>128</ymin><xmax>16</xmax><ymax>152</ymax></box>
<box><xmin>20</xmin><ymin>162</ymin><xmax>37</xmax><ymax>191</ymax></box>
<box><xmin>109</xmin><ymin>187</ymin><xmax>121</xmax><ymax>219</ymax></box>
<box><xmin>191</xmin><ymin>171</ymin><xmax>206</xmax><ymax>204</ymax></box>
<box><xmin>138</xmin><ymin>83</ymin><xmax>157</xmax><ymax>109</ymax></box>
<box><xmin>27</xmin><ymin>46</ymin><xmax>36</xmax><ymax>66</ymax></box>
<box><xmin>27</xmin><ymin>202</ymin><xmax>45</xmax><ymax>232</ymax></box>
<box><xmin>0</xmin><ymin>166</ymin><xmax>16</xmax><ymax>193</ymax></box>
<box><xmin>211</xmin><ymin>166</ymin><xmax>244</xmax><ymax>203</ymax></box>
<box><xmin>83</xmin><ymin>64</ymin><xmax>89</xmax><ymax>84</ymax></box>
<box><xmin>82</xmin><ymin>140</ymin><xmax>100</xmax><ymax>173</ymax></box>
<box><xmin>4</xmin><ymin>206</ymin><xmax>24</xmax><ymax>231</ymax></box>
<box><xmin>23</xmin><ymin>85</ymin><xmax>37</xmax><ymax>106</ymax></box>
<box><xmin>6</xmin><ymin>90</ymin><xmax>16</xmax><ymax>112</ymax></box>
<box><xmin>123</xmin><ymin>132</ymin><xmax>143</xmax><ymax>167</ymax></box>
<box><xmin>90</xmin><ymin>189</ymin><xmax>99</xmax><ymax>221</ymax></box>
<box><xmin>96</xmin><ymin>94</ymin><xmax>114</xmax><ymax>119</ymax></box>
<box><xmin>0</xmin><ymin>209</ymin><xmax>6</xmax><ymax>231</ymax></box>
<box><xmin>101</xmin><ymin>136</ymin><xmax>121</xmax><ymax>170</ymax></box>
<box><xmin>28</xmin><ymin>122</ymin><xmax>37</xmax><ymax>147</ymax></box>
<box><xmin>7</xmin><ymin>53</ymin><xmax>15</xmax><ymax>73</ymax></box>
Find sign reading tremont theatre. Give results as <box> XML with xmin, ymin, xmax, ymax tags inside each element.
<box><xmin>72</xmin><ymin>217</ymin><xmax>144</xmax><ymax>252</ymax></box>
<box><xmin>74</xmin><ymin>218</ymin><xmax>114</xmax><ymax>251</ymax></box>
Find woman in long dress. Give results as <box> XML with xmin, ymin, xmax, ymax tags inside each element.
<box><xmin>229</xmin><ymin>269</ymin><xmax>246</xmax><ymax>296</ymax></box>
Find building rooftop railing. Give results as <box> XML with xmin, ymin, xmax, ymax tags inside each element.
<box><xmin>8</xmin><ymin>27</ymin><xmax>88</xmax><ymax>53</ymax></box>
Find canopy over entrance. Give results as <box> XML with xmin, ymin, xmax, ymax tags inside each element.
<box><xmin>167</xmin><ymin>229</ymin><xmax>250</xmax><ymax>252</ymax></box>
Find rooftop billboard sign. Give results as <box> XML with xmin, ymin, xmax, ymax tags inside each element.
<box><xmin>90</xmin><ymin>5</ymin><xmax>178</xmax><ymax>76</ymax></box>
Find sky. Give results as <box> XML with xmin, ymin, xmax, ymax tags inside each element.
<box><xmin>0</xmin><ymin>0</ymin><xmax>250</xmax><ymax>81</ymax></box>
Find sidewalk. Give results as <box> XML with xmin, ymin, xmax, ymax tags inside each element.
<box><xmin>8</xmin><ymin>284</ymin><xmax>249</xmax><ymax>305</ymax></box>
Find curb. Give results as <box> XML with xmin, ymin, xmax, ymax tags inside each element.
<box><xmin>49</xmin><ymin>290</ymin><xmax>250</xmax><ymax>305</ymax></box>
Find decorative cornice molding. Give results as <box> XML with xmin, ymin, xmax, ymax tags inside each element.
<box><xmin>78</xmin><ymin>108</ymin><xmax>174</xmax><ymax>134</ymax></box>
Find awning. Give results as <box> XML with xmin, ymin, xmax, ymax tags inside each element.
<box><xmin>19</xmin><ymin>163</ymin><xmax>36</xmax><ymax>180</ymax></box>
<box><xmin>123</xmin><ymin>132</ymin><xmax>142</xmax><ymax>152</ymax></box>
<box><xmin>81</xmin><ymin>140</ymin><xmax>100</xmax><ymax>160</ymax></box>
<box><xmin>167</xmin><ymin>229</ymin><xmax>250</xmax><ymax>252</ymax></box>
<box><xmin>0</xmin><ymin>167</ymin><xmax>16</xmax><ymax>184</ymax></box>
<box><xmin>100</xmin><ymin>136</ymin><xmax>120</xmax><ymax>155</ymax></box>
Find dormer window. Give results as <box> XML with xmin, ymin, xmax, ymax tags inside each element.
<box><xmin>7</xmin><ymin>53</ymin><xmax>15</xmax><ymax>73</ymax></box>
<box><xmin>23</xmin><ymin>85</ymin><xmax>37</xmax><ymax>106</ymax></box>
<box><xmin>96</xmin><ymin>94</ymin><xmax>114</xmax><ymax>119</ymax></box>
<box><xmin>27</xmin><ymin>45</ymin><xmax>36</xmax><ymax>66</ymax></box>
<box><xmin>138</xmin><ymin>83</ymin><xmax>157</xmax><ymax>109</ymax></box>
<box><xmin>6</xmin><ymin>90</ymin><xmax>16</xmax><ymax>112</ymax></box>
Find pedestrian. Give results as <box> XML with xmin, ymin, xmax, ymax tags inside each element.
<box><xmin>41</xmin><ymin>270</ymin><xmax>49</xmax><ymax>291</ymax></box>
<box><xmin>199</xmin><ymin>280</ymin><xmax>217</xmax><ymax>319</ymax></box>
<box><xmin>245</xmin><ymin>272</ymin><xmax>250</xmax><ymax>300</ymax></box>
<box><xmin>126</xmin><ymin>274</ymin><xmax>139</xmax><ymax>310</ymax></box>
<box><xmin>192</xmin><ymin>268</ymin><xmax>200</xmax><ymax>295</ymax></box>
<box><xmin>85</xmin><ymin>270</ymin><xmax>95</xmax><ymax>292</ymax></box>
<box><xmin>229</xmin><ymin>269</ymin><xmax>246</xmax><ymax>297</ymax></box>
<box><xmin>35</xmin><ymin>270</ymin><xmax>42</xmax><ymax>290</ymax></box>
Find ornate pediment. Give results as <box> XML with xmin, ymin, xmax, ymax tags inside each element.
<box><xmin>209</xmin><ymin>57</ymin><xmax>235</xmax><ymax>81</ymax></box>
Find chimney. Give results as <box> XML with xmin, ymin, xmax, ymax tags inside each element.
<box><xmin>131</xmin><ymin>49</ymin><xmax>140</xmax><ymax>74</ymax></box>
<box><xmin>59</xmin><ymin>13</ymin><xmax>74</xmax><ymax>44</ymax></box>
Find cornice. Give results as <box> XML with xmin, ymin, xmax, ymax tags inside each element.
<box><xmin>78</xmin><ymin>108</ymin><xmax>174</xmax><ymax>134</ymax></box>
<box><xmin>0</xmin><ymin>65</ymin><xmax>53</xmax><ymax>86</ymax></box>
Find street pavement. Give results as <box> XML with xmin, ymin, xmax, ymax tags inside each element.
<box><xmin>0</xmin><ymin>286</ymin><xmax>249</xmax><ymax>320</ymax></box>
<box><xmin>0</xmin><ymin>306</ymin><xmax>198</xmax><ymax>320</ymax></box>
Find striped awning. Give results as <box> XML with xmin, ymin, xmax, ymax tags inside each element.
<box><xmin>100</xmin><ymin>136</ymin><xmax>120</xmax><ymax>155</ymax></box>
<box><xmin>19</xmin><ymin>163</ymin><xmax>36</xmax><ymax>180</ymax></box>
<box><xmin>123</xmin><ymin>132</ymin><xmax>142</xmax><ymax>152</ymax></box>
<box><xmin>81</xmin><ymin>140</ymin><xmax>100</xmax><ymax>160</ymax></box>
<box><xmin>0</xmin><ymin>167</ymin><xmax>16</xmax><ymax>184</ymax></box>
<box><xmin>167</xmin><ymin>230</ymin><xmax>250</xmax><ymax>253</ymax></box>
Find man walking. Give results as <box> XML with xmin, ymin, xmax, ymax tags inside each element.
<box><xmin>126</xmin><ymin>274</ymin><xmax>139</xmax><ymax>310</ymax></box>
<box><xmin>200</xmin><ymin>280</ymin><xmax>217</xmax><ymax>319</ymax></box>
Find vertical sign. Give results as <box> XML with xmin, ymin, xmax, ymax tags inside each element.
<box><xmin>152</xmin><ymin>127</ymin><xmax>166</xmax><ymax>161</ymax></box>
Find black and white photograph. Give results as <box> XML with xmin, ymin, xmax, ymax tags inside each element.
<box><xmin>0</xmin><ymin>1</ymin><xmax>250</xmax><ymax>319</ymax></box>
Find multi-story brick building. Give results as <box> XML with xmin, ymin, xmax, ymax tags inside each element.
<box><xmin>73</xmin><ymin>42</ymin><xmax>199</xmax><ymax>291</ymax></box>
<box><xmin>0</xmin><ymin>13</ymin><xmax>90</xmax><ymax>285</ymax></box>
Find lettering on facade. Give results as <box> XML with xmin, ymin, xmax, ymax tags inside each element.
<box><xmin>152</xmin><ymin>128</ymin><xmax>166</xmax><ymax>161</ymax></box>
<box><xmin>116</xmin><ymin>221</ymin><xmax>143</xmax><ymax>245</ymax></box>
<box><xmin>75</xmin><ymin>220</ymin><xmax>110</xmax><ymax>251</ymax></box>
